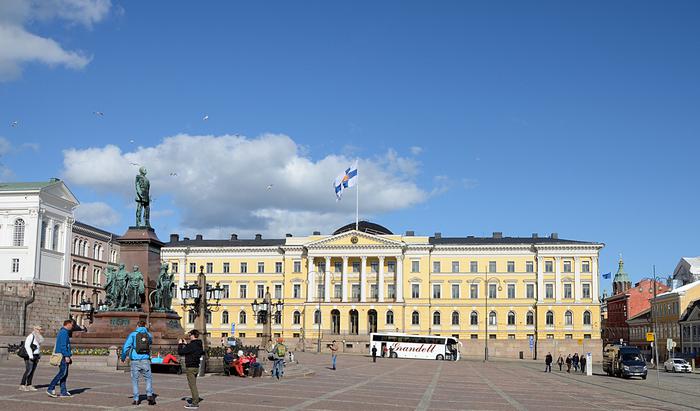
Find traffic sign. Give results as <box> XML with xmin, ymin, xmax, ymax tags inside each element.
<box><xmin>528</xmin><ymin>335</ymin><xmax>534</xmax><ymax>350</ymax></box>
<box><xmin>646</xmin><ymin>332</ymin><xmax>654</xmax><ymax>342</ymax></box>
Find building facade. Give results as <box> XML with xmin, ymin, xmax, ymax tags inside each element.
<box><xmin>69</xmin><ymin>221</ymin><xmax>120</xmax><ymax>326</ymax></box>
<box><xmin>679</xmin><ymin>300</ymin><xmax>700</xmax><ymax>358</ymax></box>
<box><xmin>0</xmin><ymin>180</ymin><xmax>79</xmax><ymax>336</ymax></box>
<box><xmin>627</xmin><ymin>308</ymin><xmax>653</xmax><ymax>358</ymax></box>
<box><xmin>673</xmin><ymin>257</ymin><xmax>700</xmax><ymax>287</ymax></box>
<box><xmin>162</xmin><ymin>222</ymin><xmax>604</xmax><ymax>357</ymax></box>
<box><xmin>651</xmin><ymin>280</ymin><xmax>700</xmax><ymax>361</ymax></box>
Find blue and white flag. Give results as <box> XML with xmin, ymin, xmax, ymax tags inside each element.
<box><xmin>602</xmin><ymin>272</ymin><xmax>611</xmax><ymax>279</ymax></box>
<box><xmin>334</xmin><ymin>160</ymin><xmax>358</xmax><ymax>200</ymax></box>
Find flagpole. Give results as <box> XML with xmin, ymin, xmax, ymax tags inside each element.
<box><xmin>355</xmin><ymin>160</ymin><xmax>359</xmax><ymax>230</ymax></box>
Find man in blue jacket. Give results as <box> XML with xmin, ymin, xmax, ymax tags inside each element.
<box><xmin>47</xmin><ymin>320</ymin><xmax>73</xmax><ymax>398</ymax></box>
<box><xmin>121</xmin><ymin>320</ymin><xmax>155</xmax><ymax>406</ymax></box>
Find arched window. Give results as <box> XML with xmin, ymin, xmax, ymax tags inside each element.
<box><xmin>583</xmin><ymin>310</ymin><xmax>591</xmax><ymax>325</ymax></box>
<box><xmin>13</xmin><ymin>219</ymin><xmax>25</xmax><ymax>246</ymax></box>
<box><xmin>433</xmin><ymin>311</ymin><xmax>441</xmax><ymax>326</ymax></box>
<box><xmin>470</xmin><ymin>311</ymin><xmax>478</xmax><ymax>325</ymax></box>
<box><xmin>41</xmin><ymin>221</ymin><xmax>48</xmax><ymax>248</ymax></box>
<box><xmin>546</xmin><ymin>310</ymin><xmax>554</xmax><ymax>326</ymax></box>
<box><xmin>221</xmin><ymin>311</ymin><xmax>229</xmax><ymax>324</ymax></box>
<box><xmin>386</xmin><ymin>310</ymin><xmax>394</xmax><ymax>325</ymax></box>
<box><xmin>507</xmin><ymin>311</ymin><xmax>516</xmax><ymax>325</ymax></box>
<box><xmin>451</xmin><ymin>311</ymin><xmax>459</xmax><ymax>325</ymax></box>
<box><xmin>52</xmin><ymin>224</ymin><xmax>60</xmax><ymax>250</ymax></box>
<box><xmin>526</xmin><ymin>311</ymin><xmax>534</xmax><ymax>325</ymax></box>
<box><xmin>565</xmin><ymin>310</ymin><xmax>573</xmax><ymax>326</ymax></box>
<box><xmin>293</xmin><ymin>310</ymin><xmax>301</xmax><ymax>324</ymax></box>
<box><xmin>412</xmin><ymin>311</ymin><xmax>420</xmax><ymax>325</ymax></box>
<box><xmin>239</xmin><ymin>310</ymin><xmax>247</xmax><ymax>324</ymax></box>
<box><xmin>314</xmin><ymin>309</ymin><xmax>321</xmax><ymax>324</ymax></box>
<box><xmin>73</xmin><ymin>238</ymin><xmax>78</xmax><ymax>254</ymax></box>
<box><xmin>93</xmin><ymin>244</ymin><xmax>98</xmax><ymax>258</ymax></box>
<box><xmin>488</xmin><ymin>311</ymin><xmax>497</xmax><ymax>326</ymax></box>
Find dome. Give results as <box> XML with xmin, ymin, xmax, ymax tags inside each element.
<box><xmin>333</xmin><ymin>221</ymin><xmax>393</xmax><ymax>236</ymax></box>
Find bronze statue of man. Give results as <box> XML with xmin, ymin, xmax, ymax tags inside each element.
<box><xmin>126</xmin><ymin>265</ymin><xmax>145</xmax><ymax>310</ymax></box>
<box><xmin>135</xmin><ymin>166</ymin><xmax>151</xmax><ymax>227</ymax></box>
<box><xmin>113</xmin><ymin>263</ymin><xmax>129</xmax><ymax>310</ymax></box>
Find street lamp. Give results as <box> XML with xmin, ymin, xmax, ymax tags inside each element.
<box><xmin>251</xmin><ymin>287</ymin><xmax>284</xmax><ymax>348</ymax></box>
<box><xmin>80</xmin><ymin>289</ymin><xmax>102</xmax><ymax>324</ymax></box>
<box><xmin>179</xmin><ymin>265</ymin><xmax>225</xmax><ymax>349</ymax></box>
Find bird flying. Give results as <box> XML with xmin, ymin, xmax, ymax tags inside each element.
<box><xmin>93</xmin><ymin>111</ymin><xmax>104</xmax><ymax>116</ymax></box>
<box><xmin>203</xmin><ymin>115</ymin><xmax>209</xmax><ymax>121</ymax></box>
<box><xmin>169</xmin><ymin>172</ymin><xmax>178</xmax><ymax>176</ymax></box>
<box><xmin>10</xmin><ymin>121</ymin><xmax>18</xmax><ymax>127</ymax></box>
<box><xmin>266</xmin><ymin>184</ymin><xmax>274</xmax><ymax>190</ymax></box>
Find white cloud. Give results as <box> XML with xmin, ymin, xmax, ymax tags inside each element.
<box><xmin>62</xmin><ymin>133</ymin><xmax>429</xmax><ymax>236</ymax></box>
<box><xmin>0</xmin><ymin>0</ymin><xmax>110</xmax><ymax>81</ymax></box>
<box><xmin>74</xmin><ymin>201</ymin><xmax>121</xmax><ymax>227</ymax></box>
<box><xmin>0</xmin><ymin>137</ymin><xmax>12</xmax><ymax>155</ymax></box>
<box><xmin>410</xmin><ymin>146</ymin><xmax>423</xmax><ymax>155</ymax></box>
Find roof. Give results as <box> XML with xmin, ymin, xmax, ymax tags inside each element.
<box><xmin>613</xmin><ymin>258</ymin><xmax>631</xmax><ymax>284</ymax></box>
<box><xmin>681</xmin><ymin>257</ymin><xmax>700</xmax><ymax>273</ymax></box>
<box><xmin>627</xmin><ymin>308</ymin><xmax>651</xmax><ymax>322</ymax></box>
<box><xmin>428</xmin><ymin>236</ymin><xmax>600</xmax><ymax>246</ymax></box>
<box><xmin>0</xmin><ymin>180</ymin><xmax>60</xmax><ymax>191</ymax></box>
<box><xmin>656</xmin><ymin>280</ymin><xmax>700</xmax><ymax>298</ymax></box>
<box><xmin>74</xmin><ymin>221</ymin><xmax>120</xmax><ymax>239</ymax></box>
<box><xmin>166</xmin><ymin>238</ymin><xmax>285</xmax><ymax>247</ymax></box>
<box><xmin>680</xmin><ymin>300</ymin><xmax>700</xmax><ymax>322</ymax></box>
<box><xmin>333</xmin><ymin>221</ymin><xmax>393</xmax><ymax>236</ymax></box>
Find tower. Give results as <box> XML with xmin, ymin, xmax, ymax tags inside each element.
<box><xmin>612</xmin><ymin>256</ymin><xmax>632</xmax><ymax>294</ymax></box>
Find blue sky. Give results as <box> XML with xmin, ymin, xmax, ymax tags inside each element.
<box><xmin>2</xmin><ymin>1</ymin><xmax>700</xmax><ymax>289</ymax></box>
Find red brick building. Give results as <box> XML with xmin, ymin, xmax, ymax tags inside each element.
<box><xmin>603</xmin><ymin>258</ymin><xmax>669</xmax><ymax>345</ymax></box>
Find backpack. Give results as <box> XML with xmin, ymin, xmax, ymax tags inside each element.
<box><xmin>134</xmin><ymin>331</ymin><xmax>151</xmax><ymax>355</ymax></box>
<box><xmin>17</xmin><ymin>335</ymin><xmax>35</xmax><ymax>359</ymax></box>
<box><xmin>275</xmin><ymin>343</ymin><xmax>287</xmax><ymax>358</ymax></box>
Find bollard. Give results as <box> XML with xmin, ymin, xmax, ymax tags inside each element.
<box><xmin>0</xmin><ymin>345</ymin><xmax>8</xmax><ymax>361</ymax></box>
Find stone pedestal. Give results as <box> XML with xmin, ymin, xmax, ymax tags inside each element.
<box><xmin>72</xmin><ymin>311</ymin><xmax>184</xmax><ymax>350</ymax></box>
<box><xmin>117</xmin><ymin>227</ymin><xmax>164</xmax><ymax>313</ymax></box>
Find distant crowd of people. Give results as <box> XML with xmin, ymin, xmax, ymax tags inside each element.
<box><xmin>544</xmin><ymin>351</ymin><xmax>588</xmax><ymax>373</ymax></box>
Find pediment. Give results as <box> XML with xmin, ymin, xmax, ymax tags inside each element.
<box><xmin>42</xmin><ymin>182</ymin><xmax>79</xmax><ymax>206</ymax></box>
<box><xmin>306</xmin><ymin>230</ymin><xmax>402</xmax><ymax>249</ymax></box>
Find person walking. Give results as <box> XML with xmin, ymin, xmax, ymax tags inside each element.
<box><xmin>121</xmin><ymin>320</ymin><xmax>155</xmax><ymax>406</ymax></box>
<box><xmin>329</xmin><ymin>340</ymin><xmax>339</xmax><ymax>370</ymax></box>
<box><xmin>271</xmin><ymin>338</ymin><xmax>287</xmax><ymax>380</ymax></box>
<box><xmin>565</xmin><ymin>354</ymin><xmax>572</xmax><ymax>373</ymax></box>
<box><xmin>19</xmin><ymin>325</ymin><xmax>43</xmax><ymax>391</ymax></box>
<box><xmin>47</xmin><ymin>320</ymin><xmax>74</xmax><ymax>398</ymax></box>
<box><xmin>371</xmin><ymin>346</ymin><xmax>377</xmax><ymax>363</ymax></box>
<box><xmin>580</xmin><ymin>354</ymin><xmax>587</xmax><ymax>374</ymax></box>
<box><xmin>178</xmin><ymin>330</ymin><xmax>205</xmax><ymax>410</ymax></box>
<box><xmin>544</xmin><ymin>352</ymin><xmax>552</xmax><ymax>372</ymax></box>
<box><xmin>572</xmin><ymin>353</ymin><xmax>579</xmax><ymax>372</ymax></box>
<box><xmin>556</xmin><ymin>354</ymin><xmax>564</xmax><ymax>371</ymax></box>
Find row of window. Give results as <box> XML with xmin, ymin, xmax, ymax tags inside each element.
<box><xmin>72</xmin><ymin>238</ymin><xmax>117</xmax><ymax>263</ymax></box>
<box><xmin>420</xmin><ymin>282</ymin><xmax>592</xmax><ymax>300</ymax></box>
<box><xmin>71</xmin><ymin>264</ymin><xmax>102</xmax><ymax>286</ymax></box>
<box><xmin>40</xmin><ymin>221</ymin><xmax>62</xmax><ymax>251</ymax></box>
<box><xmin>421</xmin><ymin>259</ymin><xmax>591</xmax><ymax>274</ymax></box>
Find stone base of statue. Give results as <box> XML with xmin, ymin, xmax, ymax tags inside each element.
<box><xmin>71</xmin><ymin>311</ymin><xmax>185</xmax><ymax>350</ymax></box>
<box><xmin>118</xmin><ymin>226</ymin><xmax>165</xmax><ymax>313</ymax></box>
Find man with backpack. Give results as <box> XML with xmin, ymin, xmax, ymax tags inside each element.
<box><xmin>121</xmin><ymin>320</ymin><xmax>155</xmax><ymax>406</ymax></box>
<box><xmin>271</xmin><ymin>337</ymin><xmax>287</xmax><ymax>380</ymax></box>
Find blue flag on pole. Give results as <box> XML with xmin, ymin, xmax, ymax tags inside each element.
<box><xmin>602</xmin><ymin>272</ymin><xmax>611</xmax><ymax>279</ymax></box>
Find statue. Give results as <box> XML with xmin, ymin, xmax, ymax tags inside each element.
<box><xmin>113</xmin><ymin>263</ymin><xmax>129</xmax><ymax>310</ymax></box>
<box><xmin>135</xmin><ymin>166</ymin><xmax>151</xmax><ymax>227</ymax></box>
<box><xmin>154</xmin><ymin>263</ymin><xmax>174</xmax><ymax>312</ymax></box>
<box><xmin>103</xmin><ymin>267</ymin><xmax>117</xmax><ymax>307</ymax></box>
<box><xmin>126</xmin><ymin>265</ymin><xmax>145</xmax><ymax>309</ymax></box>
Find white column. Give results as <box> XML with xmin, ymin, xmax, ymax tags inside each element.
<box><xmin>342</xmin><ymin>256</ymin><xmax>349</xmax><ymax>302</ymax></box>
<box><xmin>574</xmin><ymin>256</ymin><xmax>581</xmax><ymax>302</ymax></box>
<box><xmin>324</xmin><ymin>256</ymin><xmax>331</xmax><ymax>303</ymax></box>
<box><xmin>396</xmin><ymin>256</ymin><xmax>404</xmax><ymax>302</ymax></box>
<box><xmin>378</xmin><ymin>256</ymin><xmax>385</xmax><ymax>302</ymax></box>
<box><xmin>537</xmin><ymin>256</ymin><xmax>544</xmax><ymax>303</ymax></box>
<box><xmin>592</xmin><ymin>256</ymin><xmax>599</xmax><ymax>303</ymax></box>
<box><xmin>307</xmin><ymin>258</ymin><xmax>315</xmax><ymax>302</ymax></box>
<box><xmin>555</xmin><ymin>256</ymin><xmax>561</xmax><ymax>302</ymax></box>
<box><xmin>360</xmin><ymin>256</ymin><xmax>367</xmax><ymax>303</ymax></box>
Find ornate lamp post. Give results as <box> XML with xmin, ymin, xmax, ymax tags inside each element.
<box><xmin>251</xmin><ymin>287</ymin><xmax>284</xmax><ymax>348</ymax></box>
<box><xmin>179</xmin><ymin>265</ymin><xmax>225</xmax><ymax>349</ymax></box>
<box><xmin>80</xmin><ymin>289</ymin><xmax>104</xmax><ymax>324</ymax></box>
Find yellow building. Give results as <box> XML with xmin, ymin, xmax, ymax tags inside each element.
<box><xmin>162</xmin><ymin>222</ymin><xmax>603</xmax><ymax>356</ymax></box>
<box><xmin>650</xmin><ymin>280</ymin><xmax>700</xmax><ymax>360</ymax></box>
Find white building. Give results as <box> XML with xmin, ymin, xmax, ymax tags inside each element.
<box><xmin>0</xmin><ymin>179</ymin><xmax>79</xmax><ymax>336</ymax></box>
<box><xmin>673</xmin><ymin>257</ymin><xmax>700</xmax><ymax>287</ymax></box>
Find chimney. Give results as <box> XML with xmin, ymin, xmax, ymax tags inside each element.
<box><xmin>532</xmin><ymin>233</ymin><xmax>538</xmax><ymax>238</ymax></box>
<box><xmin>255</xmin><ymin>234</ymin><xmax>262</xmax><ymax>240</ymax></box>
<box><xmin>183</xmin><ymin>237</ymin><xmax>190</xmax><ymax>241</ymax></box>
<box><xmin>195</xmin><ymin>234</ymin><xmax>203</xmax><ymax>241</ymax></box>
<box><xmin>434</xmin><ymin>232</ymin><xmax>442</xmax><ymax>239</ymax></box>
<box><xmin>405</xmin><ymin>230</ymin><xmax>415</xmax><ymax>236</ymax></box>
<box><xmin>467</xmin><ymin>235</ymin><xmax>475</xmax><ymax>238</ymax></box>
<box><xmin>312</xmin><ymin>231</ymin><xmax>321</xmax><ymax>235</ymax></box>
<box><xmin>169</xmin><ymin>233</ymin><xmax>179</xmax><ymax>242</ymax></box>
<box><xmin>49</xmin><ymin>177</ymin><xmax>60</xmax><ymax>183</ymax></box>
<box><xmin>230</xmin><ymin>233</ymin><xmax>238</xmax><ymax>240</ymax></box>
<box><xmin>550</xmin><ymin>232</ymin><xmax>558</xmax><ymax>239</ymax></box>
<box><xmin>285</xmin><ymin>233</ymin><xmax>293</xmax><ymax>237</ymax></box>
<box><xmin>492</xmin><ymin>232</ymin><xmax>503</xmax><ymax>239</ymax></box>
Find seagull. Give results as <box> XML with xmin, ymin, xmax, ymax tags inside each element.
<box><xmin>169</xmin><ymin>172</ymin><xmax>178</xmax><ymax>176</ymax></box>
<box><xmin>93</xmin><ymin>111</ymin><xmax>104</xmax><ymax>117</ymax></box>
<box><xmin>203</xmin><ymin>115</ymin><xmax>209</xmax><ymax>121</ymax></box>
<box><xmin>129</xmin><ymin>139</ymin><xmax>135</xmax><ymax>144</ymax></box>
<box><xmin>266</xmin><ymin>184</ymin><xmax>274</xmax><ymax>190</ymax></box>
<box><xmin>10</xmin><ymin>121</ymin><xmax>18</xmax><ymax>127</ymax></box>
<box><xmin>129</xmin><ymin>162</ymin><xmax>140</xmax><ymax>166</ymax></box>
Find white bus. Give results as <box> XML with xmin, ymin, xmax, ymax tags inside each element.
<box><xmin>369</xmin><ymin>333</ymin><xmax>460</xmax><ymax>361</ymax></box>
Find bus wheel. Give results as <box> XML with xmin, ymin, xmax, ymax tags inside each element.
<box><xmin>436</xmin><ymin>354</ymin><xmax>444</xmax><ymax>360</ymax></box>
<box><xmin>390</xmin><ymin>352</ymin><xmax>398</xmax><ymax>358</ymax></box>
